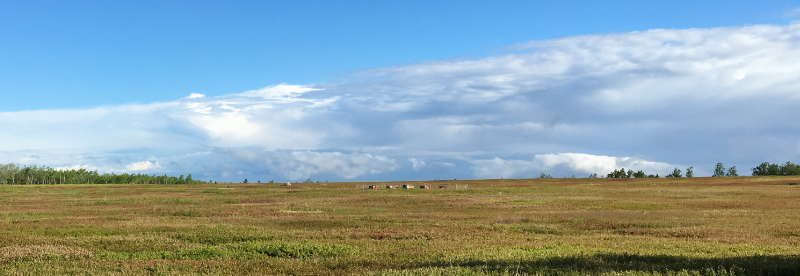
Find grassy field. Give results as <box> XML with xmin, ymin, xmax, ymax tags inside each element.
<box><xmin>2</xmin><ymin>177</ymin><xmax>800</xmax><ymax>275</ymax></box>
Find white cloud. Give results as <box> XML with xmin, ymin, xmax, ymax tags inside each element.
<box><xmin>239</xmin><ymin>83</ymin><xmax>320</xmax><ymax>98</ymax></box>
<box><xmin>205</xmin><ymin>148</ymin><xmax>399</xmax><ymax>181</ymax></box>
<box><xmin>268</xmin><ymin>151</ymin><xmax>399</xmax><ymax>181</ymax></box>
<box><xmin>186</xmin><ymin>93</ymin><xmax>206</xmax><ymax>99</ymax></box>
<box><xmin>55</xmin><ymin>164</ymin><xmax>101</xmax><ymax>172</ymax></box>
<box><xmin>409</xmin><ymin>158</ymin><xmax>426</xmax><ymax>170</ymax></box>
<box><xmin>535</xmin><ymin>153</ymin><xmax>675</xmax><ymax>175</ymax></box>
<box><xmin>125</xmin><ymin>161</ymin><xmax>161</xmax><ymax>171</ymax></box>
<box><xmin>3</xmin><ymin>24</ymin><xmax>800</xmax><ymax>180</ymax></box>
<box><xmin>471</xmin><ymin>158</ymin><xmax>541</xmax><ymax>179</ymax></box>
<box><xmin>471</xmin><ymin>153</ymin><xmax>678</xmax><ymax>179</ymax></box>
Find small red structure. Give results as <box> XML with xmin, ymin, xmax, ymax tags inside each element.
<box><xmin>369</xmin><ymin>185</ymin><xmax>379</xmax><ymax>189</ymax></box>
<box><xmin>439</xmin><ymin>185</ymin><xmax>448</xmax><ymax>189</ymax></box>
<box><xmin>420</xmin><ymin>185</ymin><xmax>430</xmax><ymax>189</ymax></box>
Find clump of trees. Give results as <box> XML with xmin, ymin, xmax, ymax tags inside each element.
<box><xmin>712</xmin><ymin>163</ymin><xmax>738</xmax><ymax>177</ymax></box>
<box><xmin>752</xmin><ymin>162</ymin><xmax>800</xmax><ymax>176</ymax></box>
<box><xmin>607</xmin><ymin>168</ymin><xmax>660</xmax><ymax>178</ymax></box>
<box><xmin>606</xmin><ymin>168</ymin><xmax>629</xmax><ymax>178</ymax></box>
<box><xmin>665</xmin><ymin>168</ymin><xmax>682</xmax><ymax>178</ymax></box>
<box><xmin>0</xmin><ymin>163</ymin><xmax>207</xmax><ymax>185</ymax></box>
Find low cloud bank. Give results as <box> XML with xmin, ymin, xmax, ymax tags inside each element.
<box><xmin>471</xmin><ymin>153</ymin><xmax>678</xmax><ymax>179</ymax></box>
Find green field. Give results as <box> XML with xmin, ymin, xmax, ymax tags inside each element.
<box><xmin>2</xmin><ymin>177</ymin><xmax>800</xmax><ymax>275</ymax></box>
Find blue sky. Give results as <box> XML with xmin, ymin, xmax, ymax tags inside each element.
<box><xmin>2</xmin><ymin>0</ymin><xmax>798</xmax><ymax>111</ymax></box>
<box><xmin>2</xmin><ymin>1</ymin><xmax>800</xmax><ymax>182</ymax></box>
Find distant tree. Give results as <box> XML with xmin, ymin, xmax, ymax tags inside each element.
<box><xmin>304</xmin><ymin>179</ymin><xmax>313</xmax><ymax>183</ymax></box>
<box><xmin>686</xmin><ymin>167</ymin><xmax>694</xmax><ymax>178</ymax></box>
<box><xmin>714</xmin><ymin>163</ymin><xmax>725</xmax><ymax>177</ymax></box>
<box><xmin>607</xmin><ymin>168</ymin><xmax>629</xmax><ymax>178</ymax></box>
<box><xmin>726</xmin><ymin>166</ymin><xmax>738</xmax><ymax>177</ymax></box>
<box><xmin>666</xmin><ymin>168</ymin><xmax>682</xmax><ymax>178</ymax></box>
<box><xmin>752</xmin><ymin>162</ymin><xmax>769</xmax><ymax>176</ymax></box>
<box><xmin>538</xmin><ymin>173</ymin><xmax>552</xmax><ymax>179</ymax></box>
<box><xmin>588</xmin><ymin>173</ymin><xmax>598</xmax><ymax>178</ymax></box>
<box><xmin>243</xmin><ymin>179</ymin><xmax>248</xmax><ymax>184</ymax></box>
<box><xmin>269</xmin><ymin>180</ymin><xmax>274</xmax><ymax>183</ymax></box>
<box><xmin>632</xmin><ymin>170</ymin><xmax>646</xmax><ymax>178</ymax></box>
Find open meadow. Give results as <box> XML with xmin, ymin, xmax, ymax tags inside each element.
<box><xmin>2</xmin><ymin>177</ymin><xmax>800</xmax><ymax>275</ymax></box>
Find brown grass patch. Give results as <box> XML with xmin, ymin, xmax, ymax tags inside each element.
<box><xmin>0</xmin><ymin>245</ymin><xmax>93</xmax><ymax>259</ymax></box>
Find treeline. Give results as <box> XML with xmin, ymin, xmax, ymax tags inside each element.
<box><xmin>607</xmin><ymin>168</ymin><xmax>662</xmax><ymax>178</ymax></box>
<box><xmin>0</xmin><ymin>163</ymin><xmax>207</xmax><ymax>185</ymax></box>
<box><xmin>603</xmin><ymin>161</ymin><xmax>800</xmax><ymax>178</ymax></box>
<box><xmin>606</xmin><ymin>167</ymin><xmax>693</xmax><ymax>178</ymax></box>
<box><xmin>752</xmin><ymin>162</ymin><xmax>800</xmax><ymax>176</ymax></box>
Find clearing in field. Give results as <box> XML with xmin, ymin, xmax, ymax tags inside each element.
<box><xmin>1</xmin><ymin>177</ymin><xmax>800</xmax><ymax>275</ymax></box>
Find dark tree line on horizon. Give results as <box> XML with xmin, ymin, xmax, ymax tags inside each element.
<box><xmin>751</xmin><ymin>162</ymin><xmax>800</xmax><ymax>176</ymax></box>
<box><xmin>3</xmin><ymin>161</ymin><xmax>800</xmax><ymax>185</ymax></box>
<box><xmin>604</xmin><ymin>162</ymin><xmax>800</xmax><ymax>179</ymax></box>
<box><xmin>0</xmin><ymin>163</ymin><xmax>207</xmax><ymax>185</ymax></box>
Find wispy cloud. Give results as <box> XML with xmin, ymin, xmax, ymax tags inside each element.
<box><xmin>2</xmin><ymin>23</ymin><xmax>800</xmax><ymax>180</ymax></box>
<box><xmin>784</xmin><ymin>7</ymin><xmax>800</xmax><ymax>17</ymax></box>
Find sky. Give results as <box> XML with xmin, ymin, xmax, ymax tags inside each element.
<box><xmin>2</xmin><ymin>1</ymin><xmax>800</xmax><ymax>182</ymax></box>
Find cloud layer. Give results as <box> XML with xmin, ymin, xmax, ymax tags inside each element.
<box><xmin>3</xmin><ymin>23</ymin><xmax>800</xmax><ymax>181</ymax></box>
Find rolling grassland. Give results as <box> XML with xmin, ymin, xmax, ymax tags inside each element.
<box><xmin>1</xmin><ymin>177</ymin><xmax>800</xmax><ymax>275</ymax></box>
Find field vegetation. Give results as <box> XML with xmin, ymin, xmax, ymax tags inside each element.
<box><xmin>1</xmin><ymin>177</ymin><xmax>800</xmax><ymax>275</ymax></box>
